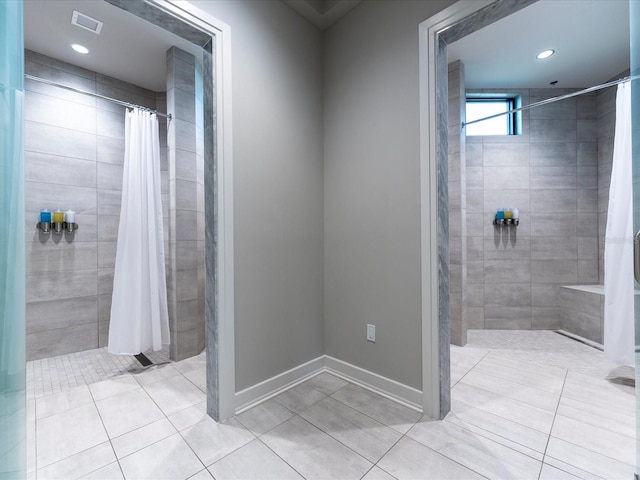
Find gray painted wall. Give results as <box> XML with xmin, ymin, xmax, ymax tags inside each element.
<box><xmin>24</xmin><ymin>50</ymin><xmax>168</xmax><ymax>360</ymax></box>
<box><xmin>189</xmin><ymin>0</ymin><xmax>325</xmax><ymax>391</ymax></box>
<box><xmin>461</xmin><ymin>87</ymin><xmax>599</xmax><ymax>330</ymax></box>
<box><xmin>323</xmin><ymin>0</ymin><xmax>456</xmax><ymax>391</ymax></box>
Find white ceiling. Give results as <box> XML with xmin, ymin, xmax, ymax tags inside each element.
<box><xmin>23</xmin><ymin>0</ymin><xmax>202</xmax><ymax>92</ymax></box>
<box><xmin>23</xmin><ymin>0</ymin><xmax>631</xmax><ymax>93</ymax></box>
<box><xmin>448</xmin><ymin>0</ymin><xmax>630</xmax><ymax>89</ymax></box>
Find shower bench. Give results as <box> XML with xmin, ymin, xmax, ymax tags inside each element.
<box><xmin>559</xmin><ymin>285</ymin><xmax>604</xmax><ymax>345</ymax></box>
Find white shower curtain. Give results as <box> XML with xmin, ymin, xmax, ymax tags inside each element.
<box><xmin>108</xmin><ymin>108</ymin><xmax>170</xmax><ymax>355</ymax></box>
<box><xmin>604</xmin><ymin>82</ymin><xmax>634</xmax><ymax>366</ymax></box>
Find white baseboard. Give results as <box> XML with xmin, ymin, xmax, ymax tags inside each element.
<box><xmin>324</xmin><ymin>355</ymin><xmax>423</xmax><ymax>412</ymax></box>
<box><xmin>234</xmin><ymin>355</ymin><xmax>423</xmax><ymax>414</ymax></box>
<box><xmin>234</xmin><ymin>356</ymin><xmax>325</xmax><ymax>414</ymax></box>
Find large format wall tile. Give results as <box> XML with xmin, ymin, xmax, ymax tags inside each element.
<box><xmin>27</xmin><ymin>269</ymin><xmax>98</xmax><ymax>303</ymax></box>
<box><xmin>458</xmin><ymin>86</ymin><xmax>602</xmax><ymax>333</ymax></box>
<box><xmin>26</xmin><ymin>152</ymin><xmax>97</xmax><ymax>188</ymax></box>
<box><xmin>27</xmin><ymin>296</ymin><xmax>98</xmax><ymax>334</ymax></box>
<box><xmin>166</xmin><ymin>46</ymin><xmax>205</xmax><ymax>360</ymax></box>
<box><xmin>25</xmin><ymin>50</ymin><xmax>167</xmax><ymax>359</ymax></box>
<box><xmin>25</xmin><ymin>121</ymin><xmax>96</xmax><ymax>161</ymax></box>
<box><xmin>25</xmin><ymin>91</ymin><xmax>97</xmax><ymax>135</ymax></box>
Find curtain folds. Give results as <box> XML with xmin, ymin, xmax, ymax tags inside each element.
<box><xmin>108</xmin><ymin>108</ymin><xmax>169</xmax><ymax>355</ymax></box>
<box><xmin>604</xmin><ymin>82</ymin><xmax>634</xmax><ymax>366</ymax></box>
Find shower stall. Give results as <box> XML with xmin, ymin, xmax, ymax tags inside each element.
<box><xmin>447</xmin><ymin>64</ymin><xmax>634</xmax><ymax>351</ymax></box>
<box><xmin>23</xmin><ymin>45</ymin><xmax>206</xmax><ymax>365</ymax></box>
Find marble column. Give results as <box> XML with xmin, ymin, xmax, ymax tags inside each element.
<box><xmin>448</xmin><ymin>60</ymin><xmax>467</xmax><ymax>347</ymax></box>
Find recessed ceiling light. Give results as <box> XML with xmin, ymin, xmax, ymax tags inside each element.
<box><xmin>71</xmin><ymin>44</ymin><xmax>89</xmax><ymax>55</ymax></box>
<box><xmin>537</xmin><ymin>49</ymin><xmax>555</xmax><ymax>60</ymax></box>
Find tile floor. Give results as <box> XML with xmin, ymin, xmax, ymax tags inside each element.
<box><xmin>27</xmin><ymin>331</ymin><xmax>636</xmax><ymax>479</ymax></box>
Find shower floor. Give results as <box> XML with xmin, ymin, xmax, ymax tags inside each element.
<box><xmin>27</xmin><ymin>346</ymin><xmax>172</xmax><ymax>400</ymax></box>
<box><xmin>27</xmin><ymin>329</ymin><xmax>634</xmax><ymax>401</ymax></box>
<box><xmin>464</xmin><ymin>329</ymin><xmax>634</xmax><ymax>380</ymax></box>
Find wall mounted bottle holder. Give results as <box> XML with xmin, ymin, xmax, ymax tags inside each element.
<box><xmin>493</xmin><ymin>218</ymin><xmax>519</xmax><ymax>226</ymax></box>
<box><xmin>37</xmin><ymin>221</ymin><xmax>79</xmax><ymax>235</ymax></box>
<box><xmin>38</xmin><ymin>209</ymin><xmax>77</xmax><ymax>235</ymax></box>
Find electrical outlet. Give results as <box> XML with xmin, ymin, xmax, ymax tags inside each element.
<box><xmin>367</xmin><ymin>324</ymin><xmax>375</xmax><ymax>342</ymax></box>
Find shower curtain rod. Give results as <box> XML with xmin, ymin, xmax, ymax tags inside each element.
<box><xmin>462</xmin><ymin>74</ymin><xmax>640</xmax><ymax>128</ymax></box>
<box><xmin>24</xmin><ymin>74</ymin><xmax>172</xmax><ymax>120</ymax></box>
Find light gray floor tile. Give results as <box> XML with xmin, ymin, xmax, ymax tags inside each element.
<box><xmin>208</xmin><ymin>439</ymin><xmax>303</xmax><ymax>479</ymax></box>
<box><xmin>261</xmin><ymin>416</ymin><xmax>372</xmax><ymax>480</ymax></box>
<box><xmin>550</xmin><ymin>414</ymin><xmax>635</xmax><ymax>465</ymax></box>
<box><xmin>303</xmin><ymin>372</ymin><xmax>349</xmax><ymax>395</ymax></box>
<box><xmin>236</xmin><ymin>398</ymin><xmax>295</xmax><ymax>436</ymax></box>
<box><xmin>449</xmin><ymin>396</ymin><xmax>550</xmax><ymax>453</ymax></box>
<box><xmin>474</xmin><ymin>355</ymin><xmax>565</xmax><ymax>394</ymax></box>
<box><xmin>378</xmin><ymin>436</ymin><xmax>485</xmax><ymax>480</ymax></box>
<box><xmin>95</xmin><ymin>388</ymin><xmax>164</xmax><ymax>438</ymax></box>
<box><xmin>330</xmin><ymin>384</ymin><xmax>421</xmax><ymax>434</ymax></box>
<box><xmin>181</xmin><ymin>417</ymin><xmax>255</xmax><ymax>467</ymax></box>
<box><xmin>483</xmin><ymin>352</ymin><xmax>567</xmax><ymax>380</ymax></box>
<box><xmin>27</xmin><ymin>399</ymin><xmax>36</xmax><ymax>473</ymax></box>
<box><xmin>36</xmin><ymin>384</ymin><xmax>94</xmax><ymax>419</ymax></box>
<box><xmin>273</xmin><ymin>381</ymin><xmax>327</xmax><ymax>414</ymax></box>
<box><xmin>450</xmin><ymin>346</ymin><xmax>488</xmax><ymax>386</ymax></box>
<box><xmin>408</xmin><ymin>417</ymin><xmax>542</xmax><ymax>479</ymax></box>
<box><xmin>132</xmin><ymin>363</ymin><xmax>181</xmax><ymax>386</ymax></box>
<box><xmin>173</xmin><ymin>354</ymin><xmax>206</xmax><ymax>375</ymax></box>
<box><xmin>545</xmin><ymin>436</ymin><xmax>635</xmax><ymax>479</ymax></box>
<box><xmin>88</xmin><ymin>375</ymin><xmax>139</xmax><ymax>402</ymax></box>
<box><xmin>143</xmin><ymin>374</ymin><xmax>206</xmax><ymax>416</ymax></box>
<box><xmin>26</xmin><ymin>331</ymin><xmax>637</xmax><ymax>480</ymax></box>
<box><xmin>184</xmin><ymin>367</ymin><xmax>206</xmax><ymax>392</ymax></box>
<box><xmin>119</xmin><ymin>433</ymin><xmax>204</xmax><ymax>480</ymax></box>
<box><xmin>111</xmin><ymin>418</ymin><xmax>177</xmax><ymax>459</ymax></box>
<box><xmin>168</xmin><ymin>401</ymin><xmax>208</xmax><ymax>432</ymax></box>
<box><xmin>542</xmin><ymin>455</ymin><xmax>605</xmax><ymax>480</ymax></box>
<box><xmin>360</xmin><ymin>466</ymin><xmax>397</xmax><ymax>480</ymax></box>
<box><xmin>557</xmin><ymin>395</ymin><xmax>635</xmax><ymax>439</ymax></box>
<box><xmin>189</xmin><ymin>469</ymin><xmax>214</xmax><ymax>480</ymax></box>
<box><xmin>36</xmin><ymin>403</ymin><xmax>109</xmax><ymax>468</ymax></box>
<box><xmin>538</xmin><ymin>463</ymin><xmax>583</xmax><ymax>480</ymax></box>
<box><xmin>460</xmin><ymin>368</ymin><xmax>560</xmax><ymax>412</ymax></box>
<box><xmin>79</xmin><ymin>461</ymin><xmax>124</xmax><ymax>480</ymax></box>
<box><xmin>299</xmin><ymin>397</ymin><xmax>401</xmax><ymax>463</ymax></box>
<box><xmin>561</xmin><ymin>371</ymin><xmax>635</xmax><ymax>415</ymax></box>
<box><xmin>452</xmin><ymin>382</ymin><xmax>555</xmax><ymax>433</ymax></box>
<box><xmin>36</xmin><ymin>441</ymin><xmax>115</xmax><ymax>479</ymax></box>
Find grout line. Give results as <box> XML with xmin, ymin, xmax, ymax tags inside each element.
<box><xmin>256</xmin><ymin>416</ymin><xmax>309</xmax><ymax>479</ymax></box>
<box><xmin>451</xmin><ymin>349</ymin><xmax>490</xmax><ymax>388</ymax></box>
<box><xmin>538</xmin><ymin>369</ymin><xmax>568</xmax><ymax>480</ymax></box>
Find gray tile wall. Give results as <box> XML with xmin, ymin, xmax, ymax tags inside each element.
<box><xmin>460</xmin><ymin>85</ymin><xmax>599</xmax><ymax>330</ymax></box>
<box><xmin>559</xmin><ymin>287</ymin><xmax>604</xmax><ymax>343</ymax></box>
<box><xmin>447</xmin><ymin>61</ymin><xmax>467</xmax><ymax>346</ymax></box>
<box><xmin>166</xmin><ymin>47</ymin><xmax>206</xmax><ymax>361</ymax></box>
<box><xmin>25</xmin><ymin>50</ymin><xmax>168</xmax><ymax>360</ymax></box>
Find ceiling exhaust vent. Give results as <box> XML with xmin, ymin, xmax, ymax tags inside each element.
<box><xmin>71</xmin><ymin>10</ymin><xmax>103</xmax><ymax>34</ymax></box>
